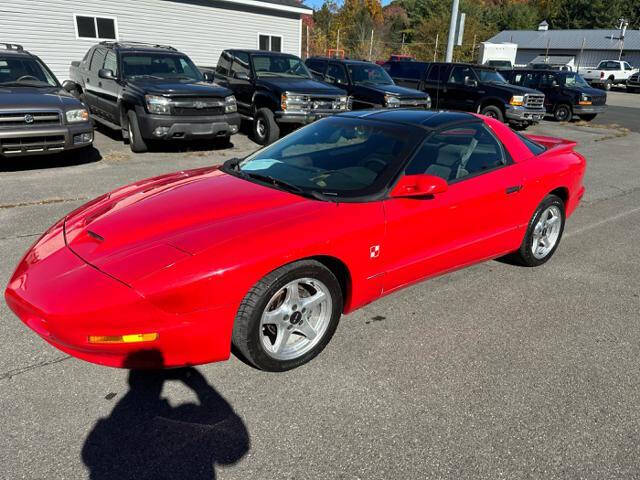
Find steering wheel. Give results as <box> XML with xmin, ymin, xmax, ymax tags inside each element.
<box><xmin>17</xmin><ymin>75</ymin><xmax>39</xmax><ymax>82</ymax></box>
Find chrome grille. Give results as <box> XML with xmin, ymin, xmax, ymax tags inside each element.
<box><xmin>398</xmin><ymin>97</ymin><xmax>430</xmax><ymax>107</ymax></box>
<box><xmin>309</xmin><ymin>96</ymin><xmax>346</xmax><ymax>112</ymax></box>
<box><xmin>0</xmin><ymin>111</ymin><xmax>61</xmax><ymax>128</ymax></box>
<box><xmin>1</xmin><ymin>135</ymin><xmax>65</xmax><ymax>154</ymax></box>
<box><xmin>524</xmin><ymin>94</ymin><xmax>545</xmax><ymax>109</ymax></box>
<box><xmin>171</xmin><ymin>98</ymin><xmax>225</xmax><ymax>116</ymax></box>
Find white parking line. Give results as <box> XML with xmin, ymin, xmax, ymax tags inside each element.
<box><xmin>566</xmin><ymin>205</ymin><xmax>640</xmax><ymax>238</ymax></box>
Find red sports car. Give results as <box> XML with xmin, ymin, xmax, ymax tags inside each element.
<box><xmin>5</xmin><ymin>110</ymin><xmax>586</xmax><ymax>371</ymax></box>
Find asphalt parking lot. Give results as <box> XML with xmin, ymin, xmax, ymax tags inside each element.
<box><xmin>1</xmin><ymin>93</ymin><xmax>640</xmax><ymax>479</ymax></box>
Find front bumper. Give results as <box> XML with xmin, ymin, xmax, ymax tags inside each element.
<box><xmin>573</xmin><ymin>104</ymin><xmax>607</xmax><ymax>115</ymax></box>
<box><xmin>4</xmin><ymin>220</ymin><xmax>237</xmax><ymax>369</ymax></box>
<box><xmin>275</xmin><ymin>110</ymin><xmax>344</xmax><ymax>125</ymax></box>
<box><xmin>0</xmin><ymin>122</ymin><xmax>93</xmax><ymax>157</ymax></box>
<box><xmin>505</xmin><ymin>105</ymin><xmax>546</xmax><ymax>124</ymax></box>
<box><xmin>137</xmin><ymin>109</ymin><xmax>241</xmax><ymax>140</ymax></box>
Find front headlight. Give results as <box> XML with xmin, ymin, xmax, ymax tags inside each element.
<box><xmin>425</xmin><ymin>96</ymin><xmax>432</xmax><ymax>109</ymax></box>
<box><xmin>65</xmin><ymin>108</ymin><xmax>89</xmax><ymax>123</ymax></box>
<box><xmin>224</xmin><ymin>95</ymin><xmax>237</xmax><ymax>113</ymax></box>
<box><xmin>145</xmin><ymin>95</ymin><xmax>171</xmax><ymax>115</ymax></box>
<box><xmin>579</xmin><ymin>94</ymin><xmax>592</xmax><ymax>105</ymax></box>
<box><xmin>509</xmin><ymin>95</ymin><xmax>524</xmax><ymax>106</ymax></box>
<box><xmin>384</xmin><ymin>94</ymin><xmax>401</xmax><ymax>108</ymax></box>
<box><xmin>333</xmin><ymin>96</ymin><xmax>350</xmax><ymax>110</ymax></box>
<box><xmin>281</xmin><ymin>93</ymin><xmax>308</xmax><ymax>111</ymax></box>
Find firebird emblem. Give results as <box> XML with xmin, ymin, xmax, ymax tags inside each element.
<box><xmin>370</xmin><ymin>245</ymin><xmax>380</xmax><ymax>258</ymax></box>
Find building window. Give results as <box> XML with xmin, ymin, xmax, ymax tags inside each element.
<box><xmin>74</xmin><ymin>15</ymin><xmax>118</xmax><ymax>40</ymax></box>
<box><xmin>258</xmin><ymin>34</ymin><xmax>282</xmax><ymax>52</ymax></box>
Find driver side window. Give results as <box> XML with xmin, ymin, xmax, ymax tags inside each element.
<box><xmin>326</xmin><ymin>63</ymin><xmax>348</xmax><ymax>85</ymax></box>
<box><xmin>405</xmin><ymin>125</ymin><xmax>506</xmax><ymax>182</ymax></box>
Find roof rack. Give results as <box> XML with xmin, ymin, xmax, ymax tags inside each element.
<box><xmin>1</xmin><ymin>43</ymin><xmax>25</xmax><ymax>52</ymax></box>
<box><xmin>99</xmin><ymin>41</ymin><xmax>177</xmax><ymax>51</ymax></box>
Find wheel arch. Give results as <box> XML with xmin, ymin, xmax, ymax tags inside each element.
<box><xmin>549</xmin><ymin>186</ymin><xmax>569</xmax><ymax>210</ymax></box>
<box><xmin>307</xmin><ymin>255</ymin><xmax>352</xmax><ymax>312</ymax></box>
<box><xmin>477</xmin><ymin>97</ymin><xmax>506</xmax><ymax>113</ymax></box>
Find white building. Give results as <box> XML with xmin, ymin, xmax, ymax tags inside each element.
<box><xmin>1</xmin><ymin>0</ymin><xmax>312</xmax><ymax>81</ymax></box>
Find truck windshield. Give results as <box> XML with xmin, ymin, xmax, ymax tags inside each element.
<box><xmin>252</xmin><ymin>55</ymin><xmax>311</xmax><ymax>79</ymax></box>
<box><xmin>347</xmin><ymin>64</ymin><xmax>394</xmax><ymax>86</ymax></box>
<box><xmin>476</xmin><ymin>69</ymin><xmax>508</xmax><ymax>84</ymax></box>
<box><xmin>562</xmin><ymin>73</ymin><xmax>590</xmax><ymax>87</ymax></box>
<box><xmin>0</xmin><ymin>56</ymin><xmax>58</xmax><ymax>87</ymax></box>
<box><xmin>227</xmin><ymin>117</ymin><xmax>421</xmax><ymax>199</ymax></box>
<box><xmin>121</xmin><ymin>53</ymin><xmax>203</xmax><ymax>81</ymax></box>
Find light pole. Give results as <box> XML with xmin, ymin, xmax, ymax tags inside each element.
<box><xmin>445</xmin><ymin>0</ymin><xmax>459</xmax><ymax>62</ymax></box>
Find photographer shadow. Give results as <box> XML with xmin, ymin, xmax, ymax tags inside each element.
<box><xmin>82</xmin><ymin>350</ymin><xmax>249</xmax><ymax>480</ymax></box>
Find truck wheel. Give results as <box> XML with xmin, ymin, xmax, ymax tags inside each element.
<box><xmin>480</xmin><ymin>105</ymin><xmax>504</xmax><ymax>123</ymax></box>
<box><xmin>126</xmin><ymin>110</ymin><xmax>148</xmax><ymax>153</ymax></box>
<box><xmin>580</xmin><ymin>114</ymin><xmax>598</xmax><ymax>122</ymax></box>
<box><xmin>628</xmin><ymin>87</ymin><xmax>638</xmax><ymax>94</ymax></box>
<box><xmin>253</xmin><ymin>108</ymin><xmax>280</xmax><ymax>145</ymax></box>
<box><xmin>553</xmin><ymin>104</ymin><xmax>572</xmax><ymax>122</ymax></box>
<box><xmin>603</xmin><ymin>78</ymin><xmax>612</xmax><ymax>91</ymax></box>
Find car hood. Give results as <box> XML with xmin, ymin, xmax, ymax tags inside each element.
<box><xmin>0</xmin><ymin>87</ymin><xmax>83</xmax><ymax>110</ymax></box>
<box><xmin>64</xmin><ymin>167</ymin><xmax>327</xmax><ymax>284</ymax></box>
<box><xmin>564</xmin><ymin>85</ymin><xmax>606</xmax><ymax>98</ymax></box>
<box><xmin>356</xmin><ymin>83</ymin><xmax>428</xmax><ymax>98</ymax></box>
<box><xmin>490</xmin><ymin>82</ymin><xmax>542</xmax><ymax>96</ymax></box>
<box><xmin>256</xmin><ymin>77</ymin><xmax>346</xmax><ymax>96</ymax></box>
<box><xmin>129</xmin><ymin>79</ymin><xmax>232</xmax><ymax>97</ymax></box>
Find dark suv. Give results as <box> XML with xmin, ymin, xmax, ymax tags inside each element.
<box><xmin>381</xmin><ymin>60</ymin><xmax>430</xmax><ymax>89</ymax></box>
<box><xmin>68</xmin><ymin>42</ymin><xmax>240</xmax><ymax>152</ymax></box>
<box><xmin>212</xmin><ymin>50</ymin><xmax>349</xmax><ymax>145</ymax></box>
<box><xmin>505</xmin><ymin>69</ymin><xmax>607</xmax><ymax>122</ymax></box>
<box><xmin>305</xmin><ymin>57</ymin><xmax>431</xmax><ymax>110</ymax></box>
<box><xmin>0</xmin><ymin>43</ymin><xmax>93</xmax><ymax>158</ymax></box>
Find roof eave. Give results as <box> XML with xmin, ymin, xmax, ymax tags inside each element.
<box><xmin>217</xmin><ymin>0</ymin><xmax>313</xmax><ymax>15</ymax></box>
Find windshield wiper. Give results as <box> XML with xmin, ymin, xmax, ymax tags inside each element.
<box><xmin>243</xmin><ymin>172</ymin><xmax>305</xmax><ymax>194</ymax></box>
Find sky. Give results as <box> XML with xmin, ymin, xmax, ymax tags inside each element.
<box><xmin>303</xmin><ymin>0</ymin><xmax>393</xmax><ymax>10</ymax></box>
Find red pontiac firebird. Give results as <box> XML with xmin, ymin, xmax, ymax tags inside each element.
<box><xmin>5</xmin><ymin>110</ymin><xmax>586</xmax><ymax>372</ymax></box>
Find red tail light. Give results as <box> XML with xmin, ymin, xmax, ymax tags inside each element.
<box><xmin>600</xmin><ymin>71</ymin><xmax>605</xmax><ymax>78</ymax></box>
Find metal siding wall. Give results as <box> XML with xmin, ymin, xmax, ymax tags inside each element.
<box><xmin>514</xmin><ymin>48</ymin><xmax>640</xmax><ymax>69</ymax></box>
<box><xmin>0</xmin><ymin>0</ymin><xmax>302</xmax><ymax>81</ymax></box>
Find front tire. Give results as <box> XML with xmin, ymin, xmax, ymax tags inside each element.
<box><xmin>127</xmin><ymin>110</ymin><xmax>148</xmax><ymax>153</ymax></box>
<box><xmin>253</xmin><ymin>108</ymin><xmax>280</xmax><ymax>146</ymax></box>
<box><xmin>513</xmin><ymin>194</ymin><xmax>566</xmax><ymax>267</ymax></box>
<box><xmin>232</xmin><ymin>260</ymin><xmax>343</xmax><ymax>372</ymax></box>
<box><xmin>554</xmin><ymin>104</ymin><xmax>572</xmax><ymax>122</ymax></box>
<box><xmin>480</xmin><ymin>105</ymin><xmax>505</xmax><ymax>123</ymax></box>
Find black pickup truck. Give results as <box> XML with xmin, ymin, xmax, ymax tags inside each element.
<box><xmin>386</xmin><ymin>61</ymin><xmax>546</xmax><ymax>128</ymax></box>
<box><xmin>504</xmin><ymin>69</ymin><xmax>607</xmax><ymax>122</ymax></box>
<box><xmin>68</xmin><ymin>41</ymin><xmax>240</xmax><ymax>153</ymax></box>
<box><xmin>210</xmin><ymin>50</ymin><xmax>349</xmax><ymax>145</ymax></box>
<box><xmin>305</xmin><ymin>57</ymin><xmax>431</xmax><ymax>110</ymax></box>
<box><xmin>0</xmin><ymin>43</ymin><xmax>93</xmax><ymax>158</ymax></box>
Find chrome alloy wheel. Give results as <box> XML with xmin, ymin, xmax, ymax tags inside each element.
<box><xmin>256</xmin><ymin>118</ymin><xmax>266</xmax><ymax>139</ymax></box>
<box><xmin>260</xmin><ymin>278</ymin><xmax>332</xmax><ymax>361</ymax></box>
<box><xmin>532</xmin><ymin>205</ymin><xmax>562</xmax><ymax>259</ymax></box>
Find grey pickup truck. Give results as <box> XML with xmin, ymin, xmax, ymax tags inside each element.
<box><xmin>67</xmin><ymin>41</ymin><xmax>240</xmax><ymax>153</ymax></box>
<box><xmin>0</xmin><ymin>43</ymin><xmax>93</xmax><ymax>158</ymax></box>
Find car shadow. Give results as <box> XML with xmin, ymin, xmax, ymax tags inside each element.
<box><xmin>82</xmin><ymin>350</ymin><xmax>250</xmax><ymax>480</ymax></box>
<box><xmin>0</xmin><ymin>145</ymin><xmax>102</xmax><ymax>172</ymax></box>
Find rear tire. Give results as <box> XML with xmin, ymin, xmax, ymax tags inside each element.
<box><xmin>480</xmin><ymin>105</ymin><xmax>504</xmax><ymax>123</ymax></box>
<box><xmin>580</xmin><ymin>114</ymin><xmax>598</xmax><ymax>122</ymax></box>
<box><xmin>513</xmin><ymin>194</ymin><xmax>566</xmax><ymax>267</ymax></box>
<box><xmin>127</xmin><ymin>110</ymin><xmax>148</xmax><ymax>153</ymax></box>
<box><xmin>232</xmin><ymin>260</ymin><xmax>343</xmax><ymax>372</ymax></box>
<box><xmin>253</xmin><ymin>108</ymin><xmax>280</xmax><ymax>146</ymax></box>
<box><xmin>554</xmin><ymin>104</ymin><xmax>572</xmax><ymax>122</ymax></box>
<box><xmin>603</xmin><ymin>78</ymin><xmax>612</xmax><ymax>91</ymax></box>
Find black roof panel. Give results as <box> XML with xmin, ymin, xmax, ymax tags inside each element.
<box><xmin>336</xmin><ymin>109</ymin><xmax>477</xmax><ymax>128</ymax></box>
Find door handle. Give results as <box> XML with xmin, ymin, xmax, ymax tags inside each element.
<box><xmin>98</xmin><ymin>82</ymin><xmax>102</xmax><ymax>87</ymax></box>
<box><xmin>506</xmin><ymin>185</ymin><xmax>522</xmax><ymax>194</ymax></box>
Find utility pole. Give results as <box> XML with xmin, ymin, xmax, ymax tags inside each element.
<box><xmin>445</xmin><ymin>0</ymin><xmax>459</xmax><ymax>62</ymax></box>
<box><xmin>336</xmin><ymin>28</ymin><xmax>340</xmax><ymax>55</ymax></box>
<box><xmin>401</xmin><ymin>33</ymin><xmax>405</xmax><ymax>54</ymax></box>
<box><xmin>306</xmin><ymin>24</ymin><xmax>309</xmax><ymax>59</ymax></box>
<box><xmin>545</xmin><ymin>37</ymin><xmax>550</xmax><ymax>63</ymax></box>
<box><xmin>434</xmin><ymin>33</ymin><xmax>439</xmax><ymax>62</ymax></box>
<box><xmin>368</xmin><ymin>29</ymin><xmax>374</xmax><ymax>61</ymax></box>
<box><xmin>577</xmin><ymin>37</ymin><xmax>585</xmax><ymax>70</ymax></box>
<box><xmin>471</xmin><ymin>34</ymin><xmax>477</xmax><ymax>63</ymax></box>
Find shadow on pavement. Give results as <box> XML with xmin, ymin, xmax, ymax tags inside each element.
<box><xmin>0</xmin><ymin>145</ymin><xmax>102</xmax><ymax>172</ymax></box>
<box><xmin>82</xmin><ymin>350</ymin><xmax>250</xmax><ymax>480</ymax></box>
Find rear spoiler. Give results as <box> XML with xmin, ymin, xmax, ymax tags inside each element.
<box><xmin>525</xmin><ymin>134</ymin><xmax>577</xmax><ymax>153</ymax></box>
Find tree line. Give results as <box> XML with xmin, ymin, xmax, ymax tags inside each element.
<box><xmin>302</xmin><ymin>0</ymin><xmax>640</xmax><ymax>62</ymax></box>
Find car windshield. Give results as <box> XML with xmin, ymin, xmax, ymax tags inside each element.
<box><xmin>562</xmin><ymin>73</ymin><xmax>590</xmax><ymax>87</ymax></box>
<box><xmin>488</xmin><ymin>61</ymin><xmax>511</xmax><ymax>68</ymax></box>
<box><xmin>230</xmin><ymin>117</ymin><xmax>421</xmax><ymax>199</ymax></box>
<box><xmin>347</xmin><ymin>64</ymin><xmax>394</xmax><ymax>86</ymax></box>
<box><xmin>476</xmin><ymin>69</ymin><xmax>508</xmax><ymax>84</ymax></box>
<box><xmin>121</xmin><ymin>53</ymin><xmax>202</xmax><ymax>81</ymax></box>
<box><xmin>0</xmin><ymin>56</ymin><xmax>58</xmax><ymax>87</ymax></box>
<box><xmin>252</xmin><ymin>55</ymin><xmax>311</xmax><ymax>78</ymax></box>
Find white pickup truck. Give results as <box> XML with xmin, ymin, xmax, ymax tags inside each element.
<box><xmin>579</xmin><ymin>60</ymin><xmax>638</xmax><ymax>90</ymax></box>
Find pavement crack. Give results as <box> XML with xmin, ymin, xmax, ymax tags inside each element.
<box><xmin>0</xmin><ymin>197</ymin><xmax>88</xmax><ymax>210</ymax></box>
<box><xmin>0</xmin><ymin>355</ymin><xmax>71</xmax><ymax>381</ymax></box>
<box><xmin>0</xmin><ymin>232</ymin><xmax>41</xmax><ymax>241</ymax></box>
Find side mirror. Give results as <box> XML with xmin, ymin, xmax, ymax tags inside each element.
<box><xmin>311</xmin><ymin>72</ymin><xmax>324</xmax><ymax>81</ymax></box>
<box><xmin>233</xmin><ymin>71</ymin><xmax>251</xmax><ymax>81</ymax></box>
<box><xmin>390</xmin><ymin>174</ymin><xmax>448</xmax><ymax>198</ymax></box>
<box><xmin>98</xmin><ymin>68</ymin><xmax>115</xmax><ymax>80</ymax></box>
<box><xmin>62</xmin><ymin>80</ymin><xmax>77</xmax><ymax>93</ymax></box>
<box><xmin>464</xmin><ymin>78</ymin><xmax>478</xmax><ymax>87</ymax></box>
<box><xmin>202</xmin><ymin>71</ymin><xmax>215</xmax><ymax>82</ymax></box>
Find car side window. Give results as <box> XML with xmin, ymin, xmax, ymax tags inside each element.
<box><xmin>103</xmin><ymin>50</ymin><xmax>118</xmax><ymax>76</ymax></box>
<box><xmin>216</xmin><ymin>51</ymin><xmax>232</xmax><ymax>76</ymax></box>
<box><xmin>326</xmin><ymin>63</ymin><xmax>348</xmax><ymax>85</ymax></box>
<box><xmin>448</xmin><ymin>66</ymin><xmax>474</xmax><ymax>85</ymax></box>
<box><xmin>306</xmin><ymin>59</ymin><xmax>326</xmax><ymax>75</ymax></box>
<box><xmin>624</xmin><ymin>62</ymin><xmax>633</xmax><ymax>70</ymax></box>
<box><xmin>405</xmin><ymin>124</ymin><xmax>506</xmax><ymax>182</ymax></box>
<box><xmin>426</xmin><ymin>64</ymin><xmax>440</xmax><ymax>83</ymax></box>
<box><xmin>231</xmin><ymin>52</ymin><xmax>250</xmax><ymax>77</ymax></box>
<box><xmin>540</xmin><ymin>73</ymin><xmax>558</xmax><ymax>87</ymax></box>
<box><xmin>90</xmin><ymin>48</ymin><xmax>106</xmax><ymax>72</ymax></box>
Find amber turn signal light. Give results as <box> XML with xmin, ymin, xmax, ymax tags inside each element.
<box><xmin>88</xmin><ymin>333</ymin><xmax>159</xmax><ymax>344</ymax></box>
